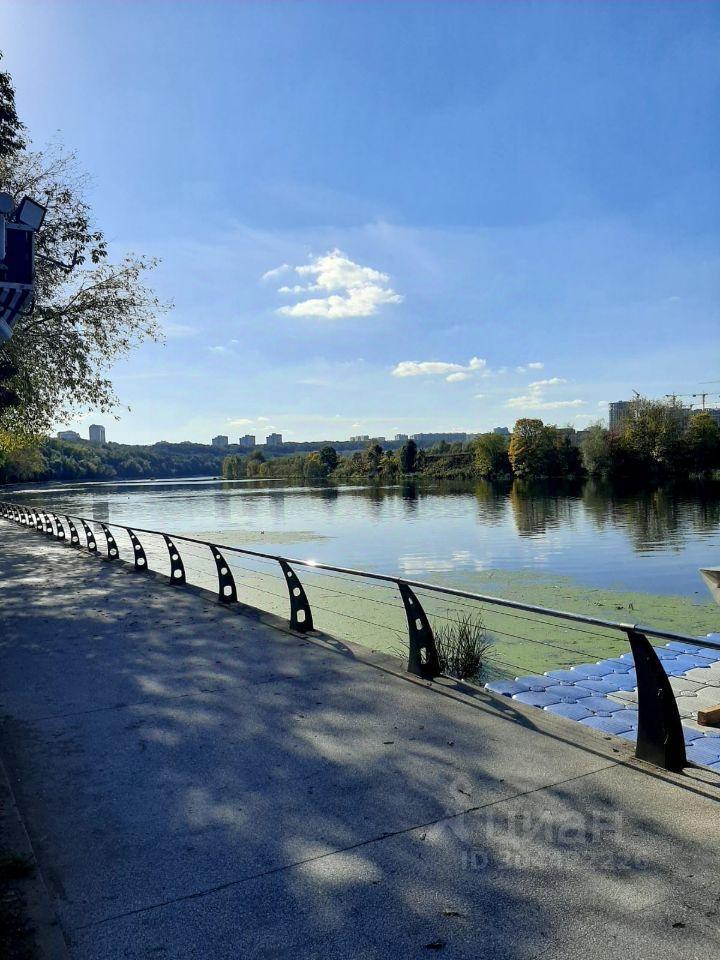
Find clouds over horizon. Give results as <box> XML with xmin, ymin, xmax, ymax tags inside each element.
<box><xmin>391</xmin><ymin>356</ymin><xmax>487</xmax><ymax>383</ymax></box>
<box><xmin>506</xmin><ymin>376</ymin><xmax>586</xmax><ymax>412</ymax></box>
<box><xmin>263</xmin><ymin>249</ymin><xmax>403</xmax><ymax>319</ymax></box>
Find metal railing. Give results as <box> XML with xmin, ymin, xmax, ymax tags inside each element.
<box><xmin>2</xmin><ymin>498</ymin><xmax>719</xmax><ymax>774</ymax></box>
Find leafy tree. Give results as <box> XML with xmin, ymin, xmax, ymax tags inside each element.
<box><xmin>552</xmin><ymin>432</ymin><xmax>583</xmax><ymax>477</ymax></box>
<box><xmin>303</xmin><ymin>451</ymin><xmax>328</xmax><ymax>480</ymax></box>
<box><xmin>685</xmin><ymin>412</ymin><xmax>720</xmax><ymax>475</ymax></box>
<box><xmin>0</xmin><ymin>52</ymin><xmax>24</xmax><ymax>160</ymax></box>
<box><xmin>222</xmin><ymin>455</ymin><xmax>244</xmax><ymax>480</ymax></box>
<box><xmin>580</xmin><ymin>423</ymin><xmax>612</xmax><ymax>476</ymax></box>
<box><xmin>318</xmin><ymin>445</ymin><xmax>338</xmax><ymax>473</ymax></box>
<box><xmin>0</xmin><ymin>53</ymin><xmax>165</xmax><ymax>446</ymax></box>
<box><xmin>621</xmin><ymin>397</ymin><xmax>687</xmax><ymax>474</ymax></box>
<box><xmin>365</xmin><ymin>442</ymin><xmax>383</xmax><ymax>476</ymax></box>
<box><xmin>471</xmin><ymin>432</ymin><xmax>511</xmax><ymax>478</ymax></box>
<box><xmin>508</xmin><ymin>419</ymin><xmax>556</xmax><ymax>478</ymax></box>
<box><xmin>399</xmin><ymin>438</ymin><xmax>417</xmax><ymax>473</ymax></box>
<box><xmin>245</xmin><ymin>449</ymin><xmax>266</xmax><ymax>478</ymax></box>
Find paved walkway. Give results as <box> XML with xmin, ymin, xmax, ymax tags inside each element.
<box><xmin>1</xmin><ymin>521</ymin><xmax>720</xmax><ymax>959</ymax></box>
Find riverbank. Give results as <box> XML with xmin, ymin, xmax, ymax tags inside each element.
<box><xmin>2</xmin><ymin>521</ymin><xmax>720</xmax><ymax>959</ymax></box>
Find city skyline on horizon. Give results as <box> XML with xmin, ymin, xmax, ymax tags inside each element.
<box><xmin>3</xmin><ymin>1</ymin><xmax>718</xmax><ymax>445</ymax></box>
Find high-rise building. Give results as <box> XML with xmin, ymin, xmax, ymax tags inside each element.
<box><xmin>394</xmin><ymin>433</ymin><xmax>409</xmax><ymax>442</ymax></box>
<box><xmin>492</xmin><ymin>427</ymin><xmax>511</xmax><ymax>437</ymax></box>
<box><xmin>349</xmin><ymin>434</ymin><xmax>370</xmax><ymax>442</ymax></box>
<box><xmin>238</xmin><ymin>434</ymin><xmax>256</xmax><ymax>449</ymax></box>
<box><xmin>266</xmin><ymin>433</ymin><xmax>283</xmax><ymax>446</ymax></box>
<box><xmin>88</xmin><ymin>424</ymin><xmax>106</xmax><ymax>445</ymax></box>
<box><xmin>211</xmin><ymin>435</ymin><xmax>229</xmax><ymax>448</ymax></box>
<box><xmin>608</xmin><ymin>401</ymin><xmax>631</xmax><ymax>433</ymax></box>
<box><xmin>57</xmin><ymin>430</ymin><xmax>81</xmax><ymax>441</ymax></box>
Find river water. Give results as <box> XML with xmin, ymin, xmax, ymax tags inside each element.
<box><xmin>6</xmin><ymin>476</ymin><xmax>720</xmax><ymax>598</ymax></box>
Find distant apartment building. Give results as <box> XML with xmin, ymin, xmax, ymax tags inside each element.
<box><xmin>704</xmin><ymin>408</ymin><xmax>720</xmax><ymax>427</ymax></box>
<box><xmin>57</xmin><ymin>430</ymin><xmax>81</xmax><ymax>441</ymax></box>
<box><xmin>394</xmin><ymin>433</ymin><xmax>409</xmax><ymax>442</ymax></box>
<box><xmin>238</xmin><ymin>434</ymin><xmax>256</xmax><ymax>449</ymax></box>
<box><xmin>608</xmin><ymin>401</ymin><xmax>631</xmax><ymax>433</ymax></box>
<box><xmin>349</xmin><ymin>434</ymin><xmax>370</xmax><ymax>443</ymax></box>
<box><xmin>211</xmin><ymin>435</ymin><xmax>229</xmax><ymax>448</ymax></box>
<box><xmin>88</xmin><ymin>424</ymin><xmax>106</xmax><ymax>445</ymax></box>
<box><xmin>411</xmin><ymin>432</ymin><xmax>468</xmax><ymax>447</ymax></box>
<box><xmin>492</xmin><ymin>426</ymin><xmax>511</xmax><ymax>437</ymax></box>
<box><xmin>266</xmin><ymin>433</ymin><xmax>283</xmax><ymax>446</ymax></box>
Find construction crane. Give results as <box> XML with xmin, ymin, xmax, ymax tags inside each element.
<box><xmin>665</xmin><ymin>392</ymin><xmax>720</xmax><ymax>410</ymax></box>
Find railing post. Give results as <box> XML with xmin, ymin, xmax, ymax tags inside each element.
<box><xmin>127</xmin><ymin>529</ymin><xmax>147</xmax><ymax>570</ymax></box>
<box><xmin>210</xmin><ymin>546</ymin><xmax>237</xmax><ymax>603</ymax></box>
<box><xmin>66</xmin><ymin>516</ymin><xmax>80</xmax><ymax>546</ymax></box>
<box><xmin>278</xmin><ymin>559</ymin><xmax>313</xmax><ymax>632</ymax></box>
<box><xmin>163</xmin><ymin>535</ymin><xmax>186</xmax><ymax>584</ymax></box>
<box><xmin>398</xmin><ymin>581</ymin><xmax>442</xmax><ymax>680</ymax></box>
<box><xmin>81</xmin><ymin>520</ymin><xmax>98</xmax><ymax>554</ymax></box>
<box><xmin>32</xmin><ymin>510</ymin><xmax>42</xmax><ymax>531</ymax></box>
<box><xmin>54</xmin><ymin>514</ymin><xmax>66</xmax><ymax>541</ymax></box>
<box><xmin>100</xmin><ymin>523</ymin><xmax>119</xmax><ymax>560</ymax></box>
<box><xmin>626</xmin><ymin>628</ymin><xmax>686</xmax><ymax>771</ymax></box>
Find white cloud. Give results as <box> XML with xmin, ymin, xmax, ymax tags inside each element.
<box><xmin>265</xmin><ymin>249</ymin><xmax>403</xmax><ymax>319</ymax></box>
<box><xmin>208</xmin><ymin>345</ymin><xmax>227</xmax><ymax>353</ymax></box>
<box><xmin>527</xmin><ymin>361</ymin><xmax>544</xmax><ymax>370</ymax></box>
<box><xmin>261</xmin><ymin>263</ymin><xmax>291</xmax><ymax>281</ymax></box>
<box><xmin>506</xmin><ymin>395</ymin><xmax>586</xmax><ymax>410</ymax></box>
<box><xmin>392</xmin><ymin>356</ymin><xmax>486</xmax><ymax>382</ymax></box>
<box><xmin>473</xmin><ymin>393</ymin><xmax>485</xmax><ymax>400</ymax></box>
<box><xmin>528</xmin><ymin>377</ymin><xmax>567</xmax><ymax>389</ymax></box>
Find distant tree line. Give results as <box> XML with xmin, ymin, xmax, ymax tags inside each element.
<box><xmin>221</xmin><ymin>400</ymin><xmax>720</xmax><ymax>485</ymax></box>
<box><xmin>579</xmin><ymin>398</ymin><xmax>720</xmax><ymax>481</ymax></box>
<box><xmin>2</xmin><ymin>398</ymin><xmax>718</xmax><ymax>487</ymax></box>
<box><xmin>0</xmin><ymin>439</ymin><xmax>230</xmax><ymax>484</ymax></box>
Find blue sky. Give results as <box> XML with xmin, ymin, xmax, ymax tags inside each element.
<box><xmin>2</xmin><ymin>0</ymin><xmax>719</xmax><ymax>444</ymax></box>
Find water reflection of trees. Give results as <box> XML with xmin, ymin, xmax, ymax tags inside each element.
<box><xmin>507</xmin><ymin>481</ymin><xmax>583</xmax><ymax>537</ymax></box>
<box><xmin>473</xmin><ymin>480</ymin><xmax>509</xmax><ymax>526</ymax></box>
<box><xmin>582</xmin><ymin>480</ymin><xmax>720</xmax><ymax>552</ymax></box>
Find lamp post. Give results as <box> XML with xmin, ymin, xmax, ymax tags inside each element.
<box><xmin>0</xmin><ymin>190</ymin><xmax>46</xmax><ymax>342</ymax></box>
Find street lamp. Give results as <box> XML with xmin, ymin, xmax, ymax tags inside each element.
<box><xmin>0</xmin><ymin>190</ymin><xmax>46</xmax><ymax>342</ymax></box>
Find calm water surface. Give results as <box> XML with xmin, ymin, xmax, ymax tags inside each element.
<box><xmin>7</xmin><ymin>477</ymin><xmax>720</xmax><ymax>599</ymax></box>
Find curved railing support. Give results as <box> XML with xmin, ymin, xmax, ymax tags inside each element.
<box><xmin>66</xmin><ymin>516</ymin><xmax>80</xmax><ymax>547</ymax></box>
<box><xmin>54</xmin><ymin>514</ymin><xmax>66</xmax><ymax>541</ymax></box>
<box><xmin>101</xmin><ymin>523</ymin><xmax>119</xmax><ymax>560</ymax></box>
<box><xmin>627</xmin><ymin>628</ymin><xmax>687</xmax><ymax>771</ymax></box>
<box><xmin>211</xmin><ymin>547</ymin><xmax>237</xmax><ymax>604</ymax></box>
<box><xmin>164</xmin><ymin>534</ymin><xmax>186</xmax><ymax>584</ymax></box>
<box><xmin>279</xmin><ymin>559</ymin><xmax>313</xmax><ymax>632</ymax></box>
<box><xmin>127</xmin><ymin>529</ymin><xmax>147</xmax><ymax>570</ymax></box>
<box><xmin>81</xmin><ymin>520</ymin><xmax>98</xmax><ymax>554</ymax></box>
<box><xmin>398</xmin><ymin>581</ymin><xmax>441</xmax><ymax>680</ymax></box>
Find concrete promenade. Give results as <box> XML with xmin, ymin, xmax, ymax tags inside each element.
<box><xmin>1</xmin><ymin>521</ymin><xmax>720</xmax><ymax>959</ymax></box>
